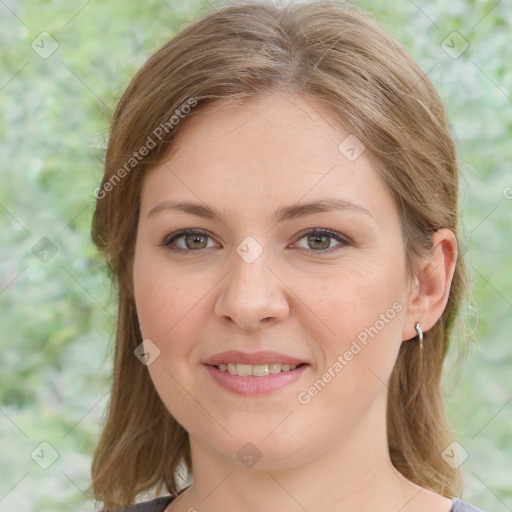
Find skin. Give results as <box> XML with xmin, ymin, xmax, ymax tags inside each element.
<box><xmin>132</xmin><ymin>92</ymin><xmax>458</xmax><ymax>512</ymax></box>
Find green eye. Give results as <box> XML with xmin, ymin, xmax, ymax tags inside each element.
<box><xmin>160</xmin><ymin>228</ymin><xmax>351</xmax><ymax>254</ymax></box>
<box><xmin>293</xmin><ymin>229</ymin><xmax>351</xmax><ymax>253</ymax></box>
<box><xmin>161</xmin><ymin>229</ymin><xmax>215</xmax><ymax>252</ymax></box>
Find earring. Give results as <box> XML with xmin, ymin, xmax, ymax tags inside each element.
<box><xmin>415</xmin><ymin>322</ymin><xmax>424</xmax><ymax>349</ymax></box>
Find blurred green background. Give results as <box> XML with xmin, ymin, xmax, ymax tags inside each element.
<box><xmin>0</xmin><ymin>0</ymin><xmax>510</xmax><ymax>510</ymax></box>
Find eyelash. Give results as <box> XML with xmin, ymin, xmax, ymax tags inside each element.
<box><xmin>159</xmin><ymin>228</ymin><xmax>352</xmax><ymax>254</ymax></box>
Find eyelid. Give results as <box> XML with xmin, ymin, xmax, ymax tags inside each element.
<box><xmin>159</xmin><ymin>228</ymin><xmax>218</xmax><ymax>251</ymax></box>
<box><xmin>290</xmin><ymin>228</ymin><xmax>352</xmax><ymax>251</ymax></box>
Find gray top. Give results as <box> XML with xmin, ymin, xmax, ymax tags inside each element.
<box><xmin>113</xmin><ymin>495</ymin><xmax>486</xmax><ymax>511</ymax></box>
<box><xmin>452</xmin><ymin>498</ymin><xmax>486</xmax><ymax>512</ymax></box>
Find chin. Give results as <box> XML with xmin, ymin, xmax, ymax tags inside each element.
<box><xmin>193</xmin><ymin>421</ymin><xmax>317</xmax><ymax>471</ymax></box>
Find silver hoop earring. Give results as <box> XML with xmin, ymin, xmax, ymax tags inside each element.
<box><xmin>415</xmin><ymin>322</ymin><xmax>424</xmax><ymax>349</ymax></box>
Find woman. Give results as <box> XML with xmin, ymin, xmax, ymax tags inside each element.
<box><xmin>90</xmin><ymin>1</ymin><xmax>485</xmax><ymax>511</ymax></box>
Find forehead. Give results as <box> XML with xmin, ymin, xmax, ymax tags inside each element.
<box><xmin>140</xmin><ymin>93</ymin><xmax>395</xmax><ymax>222</ymax></box>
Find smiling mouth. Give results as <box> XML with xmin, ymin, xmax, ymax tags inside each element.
<box><xmin>212</xmin><ymin>362</ymin><xmax>307</xmax><ymax>377</ymax></box>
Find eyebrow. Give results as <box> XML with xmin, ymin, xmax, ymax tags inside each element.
<box><xmin>148</xmin><ymin>198</ymin><xmax>373</xmax><ymax>224</ymax></box>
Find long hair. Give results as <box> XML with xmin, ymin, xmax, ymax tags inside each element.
<box><xmin>90</xmin><ymin>1</ymin><xmax>469</xmax><ymax>508</ymax></box>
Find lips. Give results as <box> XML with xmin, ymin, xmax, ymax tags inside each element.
<box><xmin>203</xmin><ymin>350</ymin><xmax>307</xmax><ymax>366</ymax></box>
<box><xmin>202</xmin><ymin>351</ymin><xmax>309</xmax><ymax>395</ymax></box>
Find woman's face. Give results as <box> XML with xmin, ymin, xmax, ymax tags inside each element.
<box><xmin>133</xmin><ymin>93</ymin><xmax>412</xmax><ymax>469</ymax></box>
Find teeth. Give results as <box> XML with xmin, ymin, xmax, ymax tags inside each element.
<box><xmin>269</xmin><ymin>363</ymin><xmax>281</xmax><ymax>374</ymax></box>
<box><xmin>236</xmin><ymin>363</ymin><xmax>252</xmax><ymax>376</ymax></box>
<box><xmin>218</xmin><ymin>362</ymin><xmax>299</xmax><ymax>376</ymax></box>
<box><xmin>252</xmin><ymin>364</ymin><xmax>269</xmax><ymax>377</ymax></box>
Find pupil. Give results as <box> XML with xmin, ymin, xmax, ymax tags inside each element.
<box><xmin>187</xmin><ymin>234</ymin><xmax>206</xmax><ymax>249</ymax></box>
<box><xmin>309</xmin><ymin>234</ymin><xmax>329</xmax><ymax>250</ymax></box>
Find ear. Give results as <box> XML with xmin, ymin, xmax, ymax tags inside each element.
<box><xmin>402</xmin><ymin>228</ymin><xmax>458</xmax><ymax>342</ymax></box>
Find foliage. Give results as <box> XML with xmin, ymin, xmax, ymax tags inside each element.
<box><xmin>1</xmin><ymin>0</ymin><xmax>510</xmax><ymax>510</ymax></box>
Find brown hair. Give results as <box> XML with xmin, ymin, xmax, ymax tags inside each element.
<box><xmin>90</xmin><ymin>0</ymin><xmax>468</xmax><ymax>508</ymax></box>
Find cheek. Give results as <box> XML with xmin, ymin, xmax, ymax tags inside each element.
<box><xmin>133</xmin><ymin>244</ymin><xmax>194</xmax><ymax>340</ymax></box>
<box><xmin>133</xmin><ymin>247</ymin><xmax>205</xmax><ymax>426</ymax></box>
<box><xmin>305</xmin><ymin>260</ymin><xmax>405</xmax><ymax>339</ymax></box>
<box><xmin>286</xmin><ymin>271</ymin><xmax>405</xmax><ymax>449</ymax></box>
<box><xmin>299</xmin><ymin>261</ymin><xmax>406</xmax><ymax>399</ymax></box>
<box><xmin>133</xmin><ymin>245</ymin><xmax>213</xmax><ymax>381</ymax></box>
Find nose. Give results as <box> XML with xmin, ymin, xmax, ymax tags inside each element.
<box><xmin>214</xmin><ymin>243</ymin><xmax>289</xmax><ymax>331</ymax></box>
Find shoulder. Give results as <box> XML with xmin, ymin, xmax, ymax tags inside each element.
<box><xmin>451</xmin><ymin>498</ymin><xmax>487</xmax><ymax>512</ymax></box>
<box><xmin>108</xmin><ymin>496</ymin><xmax>174</xmax><ymax>512</ymax></box>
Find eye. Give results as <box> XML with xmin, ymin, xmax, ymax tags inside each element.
<box><xmin>159</xmin><ymin>228</ymin><xmax>351</xmax><ymax>254</ymax></box>
<box><xmin>160</xmin><ymin>229</ymin><xmax>217</xmax><ymax>253</ymax></box>
<box><xmin>292</xmin><ymin>228</ymin><xmax>351</xmax><ymax>253</ymax></box>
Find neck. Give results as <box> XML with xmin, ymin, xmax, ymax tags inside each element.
<box><xmin>174</xmin><ymin>396</ymin><xmax>438</xmax><ymax>512</ymax></box>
